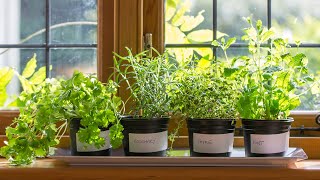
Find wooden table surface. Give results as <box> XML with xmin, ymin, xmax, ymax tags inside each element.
<box><xmin>1</xmin><ymin>159</ymin><xmax>320</xmax><ymax>180</ymax></box>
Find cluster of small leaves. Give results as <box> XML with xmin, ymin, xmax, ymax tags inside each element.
<box><xmin>1</xmin><ymin>71</ymin><xmax>123</xmax><ymax>165</ymax></box>
<box><xmin>60</xmin><ymin>72</ymin><xmax>123</xmax><ymax>148</ymax></box>
<box><xmin>1</xmin><ymin>78</ymin><xmax>64</xmax><ymax>165</ymax></box>
<box><xmin>113</xmin><ymin>48</ymin><xmax>175</xmax><ymax>118</ymax></box>
<box><xmin>168</xmin><ymin>55</ymin><xmax>240</xmax><ymax>119</ymax></box>
<box><xmin>236</xmin><ymin>17</ymin><xmax>314</xmax><ymax>120</ymax></box>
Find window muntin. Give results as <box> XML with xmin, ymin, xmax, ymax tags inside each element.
<box><xmin>0</xmin><ymin>0</ymin><xmax>97</xmax><ymax>107</ymax></box>
<box><xmin>165</xmin><ymin>0</ymin><xmax>320</xmax><ymax>111</ymax></box>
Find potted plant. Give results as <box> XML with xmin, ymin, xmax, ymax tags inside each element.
<box><xmin>168</xmin><ymin>38</ymin><xmax>240</xmax><ymax>157</ymax></box>
<box><xmin>113</xmin><ymin>48</ymin><xmax>174</xmax><ymax>156</ymax></box>
<box><xmin>1</xmin><ymin>71</ymin><xmax>123</xmax><ymax>165</ymax></box>
<box><xmin>236</xmin><ymin>17</ymin><xmax>314</xmax><ymax>157</ymax></box>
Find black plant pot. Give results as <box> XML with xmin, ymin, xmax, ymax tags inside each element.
<box><xmin>242</xmin><ymin>118</ymin><xmax>293</xmax><ymax>157</ymax></box>
<box><xmin>187</xmin><ymin>118</ymin><xmax>236</xmax><ymax>157</ymax></box>
<box><xmin>69</xmin><ymin>118</ymin><xmax>112</xmax><ymax>156</ymax></box>
<box><xmin>121</xmin><ymin>117</ymin><xmax>169</xmax><ymax>156</ymax></box>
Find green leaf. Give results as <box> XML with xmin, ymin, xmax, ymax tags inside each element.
<box><xmin>196</xmin><ymin>58</ymin><xmax>211</xmax><ymax>69</ymax></box>
<box><xmin>29</xmin><ymin>66</ymin><xmax>46</xmax><ymax>85</ymax></box>
<box><xmin>0</xmin><ymin>67</ymin><xmax>14</xmax><ymax>88</ymax></box>
<box><xmin>18</xmin><ymin>75</ymin><xmax>34</xmax><ymax>93</ymax></box>
<box><xmin>171</xmin><ymin>1</ymin><xmax>191</xmax><ymax>26</ymax></box>
<box><xmin>256</xmin><ymin>20</ymin><xmax>262</xmax><ymax>30</ymax></box>
<box><xmin>187</xmin><ymin>29</ymin><xmax>213</xmax><ymax>42</ymax></box>
<box><xmin>225</xmin><ymin>37</ymin><xmax>237</xmax><ymax>49</ymax></box>
<box><xmin>260</xmin><ymin>29</ymin><xmax>275</xmax><ymax>43</ymax></box>
<box><xmin>22</xmin><ymin>54</ymin><xmax>37</xmax><ymax>78</ymax></box>
<box><xmin>224</xmin><ymin>68</ymin><xmax>239</xmax><ymax>77</ymax></box>
<box><xmin>180</xmin><ymin>10</ymin><xmax>204</xmax><ymax>32</ymax></box>
<box><xmin>0</xmin><ymin>89</ymin><xmax>7</xmax><ymax>106</ymax></box>
<box><xmin>211</xmin><ymin>40</ymin><xmax>219</xmax><ymax>47</ymax></box>
<box><xmin>194</xmin><ymin>48</ymin><xmax>213</xmax><ymax>59</ymax></box>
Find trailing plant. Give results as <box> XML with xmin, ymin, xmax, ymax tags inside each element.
<box><xmin>1</xmin><ymin>71</ymin><xmax>123</xmax><ymax>165</ymax></box>
<box><xmin>236</xmin><ymin>17</ymin><xmax>316</xmax><ymax>120</ymax></box>
<box><xmin>168</xmin><ymin>36</ymin><xmax>240</xmax><ymax>119</ymax></box>
<box><xmin>113</xmin><ymin>48</ymin><xmax>175</xmax><ymax>118</ymax></box>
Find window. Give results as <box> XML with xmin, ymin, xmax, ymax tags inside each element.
<box><xmin>0</xmin><ymin>0</ymin><xmax>97</xmax><ymax>107</ymax></box>
<box><xmin>165</xmin><ymin>0</ymin><xmax>320</xmax><ymax>110</ymax></box>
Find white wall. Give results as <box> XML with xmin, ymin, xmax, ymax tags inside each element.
<box><xmin>0</xmin><ymin>0</ymin><xmax>21</xmax><ymax>106</ymax></box>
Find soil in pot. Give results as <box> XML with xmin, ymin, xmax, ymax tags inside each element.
<box><xmin>69</xmin><ymin>118</ymin><xmax>112</xmax><ymax>156</ymax></box>
<box><xmin>121</xmin><ymin>117</ymin><xmax>169</xmax><ymax>156</ymax></box>
<box><xmin>242</xmin><ymin>118</ymin><xmax>293</xmax><ymax>157</ymax></box>
<box><xmin>187</xmin><ymin>118</ymin><xmax>236</xmax><ymax>157</ymax></box>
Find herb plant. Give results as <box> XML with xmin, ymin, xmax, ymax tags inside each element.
<box><xmin>168</xmin><ymin>45</ymin><xmax>240</xmax><ymax>119</ymax></box>
<box><xmin>236</xmin><ymin>17</ymin><xmax>315</xmax><ymax>120</ymax></box>
<box><xmin>1</xmin><ymin>71</ymin><xmax>123</xmax><ymax>165</ymax></box>
<box><xmin>113</xmin><ymin>48</ymin><xmax>174</xmax><ymax>118</ymax></box>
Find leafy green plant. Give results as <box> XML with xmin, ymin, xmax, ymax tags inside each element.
<box><xmin>113</xmin><ymin>48</ymin><xmax>175</xmax><ymax>118</ymax></box>
<box><xmin>169</xmin><ymin>37</ymin><xmax>240</xmax><ymax>119</ymax></box>
<box><xmin>236</xmin><ymin>17</ymin><xmax>316</xmax><ymax>120</ymax></box>
<box><xmin>1</xmin><ymin>71</ymin><xmax>123</xmax><ymax>165</ymax></box>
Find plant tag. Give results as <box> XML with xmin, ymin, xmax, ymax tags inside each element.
<box><xmin>76</xmin><ymin>130</ymin><xmax>111</xmax><ymax>152</ymax></box>
<box><xmin>129</xmin><ymin>131</ymin><xmax>168</xmax><ymax>153</ymax></box>
<box><xmin>250</xmin><ymin>132</ymin><xmax>289</xmax><ymax>154</ymax></box>
<box><xmin>193</xmin><ymin>133</ymin><xmax>234</xmax><ymax>153</ymax></box>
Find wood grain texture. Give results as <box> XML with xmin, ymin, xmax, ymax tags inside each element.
<box><xmin>97</xmin><ymin>0</ymin><xmax>116</xmax><ymax>82</ymax></box>
<box><xmin>1</xmin><ymin>159</ymin><xmax>320</xmax><ymax>180</ymax></box>
<box><xmin>143</xmin><ymin>0</ymin><xmax>164</xmax><ymax>53</ymax></box>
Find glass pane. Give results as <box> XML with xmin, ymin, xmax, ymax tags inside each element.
<box><xmin>0</xmin><ymin>0</ymin><xmax>45</xmax><ymax>44</ymax></box>
<box><xmin>217</xmin><ymin>0</ymin><xmax>267</xmax><ymax>42</ymax></box>
<box><xmin>165</xmin><ymin>0</ymin><xmax>213</xmax><ymax>44</ymax></box>
<box><xmin>289</xmin><ymin>48</ymin><xmax>320</xmax><ymax>110</ymax></box>
<box><xmin>50</xmin><ymin>0</ymin><xmax>97</xmax><ymax>44</ymax></box>
<box><xmin>272</xmin><ymin>0</ymin><xmax>320</xmax><ymax>44</ymax></box>
<box><xmin>50</xmin><ymin>48</ymin><xmax>97</xmax><ymax>78</ymax></box>
<box><xmin>0</xmin><ymin>48</ymin><xmax>45</xmax><ymax>107</ymax></box>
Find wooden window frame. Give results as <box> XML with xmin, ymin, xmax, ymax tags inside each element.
<box><xmin>1</xmin><ymin>0</ymin><xmax>320</xmax><ymax>159</ymax></box>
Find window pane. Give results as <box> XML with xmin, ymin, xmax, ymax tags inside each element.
<box><xmin>165</xmin><ymin>0</ymin><xmax>213</xmax><ymax>44</ymax></box>
<box><xmin>0</xmin><ymin>0</ymin><xmax>45</xmax><ymax>44</ymax></box>
<box><xmin>289</xmin><ymin>48</ymin><xmax>320</xmax><ymax>110</ymax></box>
<box><xmin>50</xmin><ymin>48</ymin><xmax>97</xmax><ymax>78</ymax></box>
<box><xmin>272</xmin><ymin>0</ymin><xmax>320</xmax><ymax>44</ymax></box>
<box><xmin>0</xmin><ymin>48</ymin><xmax>45</xmax><ymax>106</ymax></box>
<box><xmin>217</xmin><ymin>0</ymin><xmax>267</xmax><ymax>42</ymax></box>
<box><xmin>50</xmin><ymin>0</ymin><xmax>97</xmax><ymax>44</ymax></box>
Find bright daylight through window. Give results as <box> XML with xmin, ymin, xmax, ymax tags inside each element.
<box><xmin>165</xmin><ymin>0</ymin><xmax>320</xmax><ymax>111</ymax></box>
<box><xmin>0</xmin><ymin>0</ymin><xmax>97</xmax><ymax>108</ymax></box>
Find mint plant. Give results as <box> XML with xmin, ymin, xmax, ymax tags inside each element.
<box><xmin>236</xmin><ymin>17</ymin><xmax>315</xmax><ymax>120</ymax></box>
<box><xmin>1</xmin><ymin>71</ymin><xmax>123</xmax><ymax>165</ymax></box>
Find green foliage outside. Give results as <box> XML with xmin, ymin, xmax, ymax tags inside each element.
<box><xmin>0</xmin><ymin>54</ymin><xmax>47</xmax><ymax>108</ymax></box>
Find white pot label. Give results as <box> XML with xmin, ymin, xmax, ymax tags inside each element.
<box><xmin>76</xmin><ymin>130</ymin><xmax>111</xmax><ymax>152</ymax></box>
<box><xmin>193</xmin><ymin>133</ymin><xmax>234</xmax><ymax>153</ymax></box>
<box><xmin>129</xmin><ymin>131</ymin><xmax>168</xmax><ymax>153</ymax></box>
<box><xmin>250</xmin><ymin>131</ymin><xmax>289</xmax><ymax>154</ymax></box>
